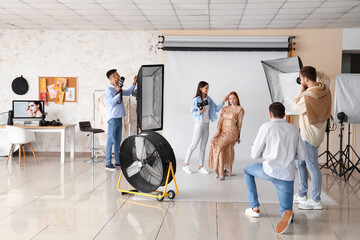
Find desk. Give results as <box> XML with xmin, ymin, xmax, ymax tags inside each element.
<box><xmin>0</xmin><ymin>124</ymin><xmax>76</xmax><ymax>163</ymax></box>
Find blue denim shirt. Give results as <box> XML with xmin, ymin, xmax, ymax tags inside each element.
<box><xmin>105</xmin><ymin>84</ymin><xmax>135</xmax><ymax>122</ymax></box>
<box><xmin>191</xmin><ymin>96</ymin><xmax>224</xmax><ymax>122</ymax></box>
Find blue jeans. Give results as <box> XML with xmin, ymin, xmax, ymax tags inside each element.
<box><xmin>106</xmin><ymin>118</ymin><xmax>122</xmax><ymax>165</ymax></box>
<box><xmin>244</xmin><ymin>163</ymin><xmax>294</xmax><ymax>217</ymax></box>
<box><xmin>295</xmin><ymin>141</ymin><xmax>322</xmax><ymax>202</ymax></box>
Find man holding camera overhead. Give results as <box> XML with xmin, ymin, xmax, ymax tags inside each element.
<box><xmin>105</xmin><ymin>69</ymin><xmax>138</xmax><ymax>171</ymax></box>
<box><xmin>292</xmin><ymin>66</ymin><xmax>331</xmax><ymax>210</ymax></box>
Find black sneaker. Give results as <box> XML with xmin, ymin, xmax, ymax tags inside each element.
<box><xmin>115</xmin><ymin>163</ymin><xmax>121</xmax><ymax>167</ymax></box>
<box><xmin>105</xmin><ymin>164</ymin><xmax>116</xmax><ymax>171</ymax></box>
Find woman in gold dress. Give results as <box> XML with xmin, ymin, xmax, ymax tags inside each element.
<box><xmin>208</xmin><ymin>91</ymin><xmax>245</xmax><ymax>180</ymax></box>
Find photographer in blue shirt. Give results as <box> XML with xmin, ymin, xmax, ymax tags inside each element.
<box><xmin>105</xmin><ymin>69</ymin><xmax>137</xmax><ymax>171</ymax></box>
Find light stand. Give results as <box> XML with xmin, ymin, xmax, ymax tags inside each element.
<box><xmin>319</xmin><ymin>118</ymin><xmax>338</xmax><ymax>174</ymax></box>
<box><xmin>342</xmin><ymin>123</ymin><xmax>360</xmax><ymax>180</ymax></box>
<box><xmin>331</xmin><ymin>112</ymin><xmax>360</xmax><ymax>181</ymax></box>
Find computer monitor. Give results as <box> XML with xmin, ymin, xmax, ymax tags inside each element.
<box><xmin>12</xmin><ymin>100</ymin><xmax>45</xmax><ymax>123</ymax></box>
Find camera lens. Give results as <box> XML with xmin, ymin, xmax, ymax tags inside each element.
<box><xmin>296</xmin><ymin>77</ymin><xmax>301</xmax><ymax>85</ymax></box>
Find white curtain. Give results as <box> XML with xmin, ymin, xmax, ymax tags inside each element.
<box><xmin>162</xmin><ymin>51</ymin><xmax>287</xmax><ymax>163</ymax></box>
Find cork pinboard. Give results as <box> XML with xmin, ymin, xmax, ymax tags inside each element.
<box><xmin>38</xmin><ymin>76</ymin><xmax>78</xmax><ymax>103</ymax></box>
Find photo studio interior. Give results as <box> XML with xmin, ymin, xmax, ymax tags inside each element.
<box><xmin>0</xmin><ymin>1</ymin><xmax>360</xmax><ymax>239</ymax></box>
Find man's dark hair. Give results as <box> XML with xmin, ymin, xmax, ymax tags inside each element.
<box><xmin>269</xmin><ymin>102</ymin><xmax>285</xmax><ymax>118</ymax></box>
<box><xmin>300</xmin><ymin>66</ymin><xmax>316</xmax><ymax>81</ymax></box>
<box><xmin>106</xmin><ymin>69</ymin><xmax>117</xmax><ymax>79</ymax></box>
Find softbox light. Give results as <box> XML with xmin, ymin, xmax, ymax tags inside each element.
<box><xmin>136</xmin><ymin>64</ymin><xmax>164</xmax><ymax>131</ymax></box>
<box><xmin>261</xmin><ymin>56</ymin><xmax>303</xmax><ymax>115</ymax></box>
<box><xmin>334</xmin><ymin>74</ymin><xmax>360</xmax><ymax>123</ymax></box>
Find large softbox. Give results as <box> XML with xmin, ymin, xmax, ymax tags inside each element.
<box><xmin>137</xmin><ymin>64</ymin><xmax>164</xmax><ymax>131</ymax></box>
<box><xmin>261</xmin><ymin>56</ymin><xmax>303</xmax><ymax>115</ymax></box>
<box><xmin>334</xmin><ymin>74</ymin><xmax>360</xmax><ymax>123</ymax></box>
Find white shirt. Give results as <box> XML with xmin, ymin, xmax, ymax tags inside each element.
<box><xmin>251</xmin><ymin>119</ymin><xmax>306</xmax><ymax>181</ymax></box>
<box><xmin>202</xmin><ymin>105</ymin><xmax>209</xmax><ymax>123</ymax></box>
<box><xmin>202</xmin><ymin>98</ymin><xmax>210</xmax><ymax>123</ymax></box>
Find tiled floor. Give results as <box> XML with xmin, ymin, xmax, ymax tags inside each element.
<box><xmin>0</xmin><ymin>153</ymin><xmax>359</xmax><ymax>240</ymax></box>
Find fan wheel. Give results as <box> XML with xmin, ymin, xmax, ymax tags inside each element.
<box><xmin>167</xmin><ymin>190</ymin><xmax>175</xmax><ymax>200</ymax></box>
<box><xmin>156</xmin><ymin>192</ymin><xmax>164</xmax><ymax>202</ymax></box>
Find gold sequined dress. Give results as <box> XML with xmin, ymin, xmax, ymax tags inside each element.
<box><xmin>208</xmin><ymin>105</ymin><xmax>244</xmax><ymax>178</ymax></box>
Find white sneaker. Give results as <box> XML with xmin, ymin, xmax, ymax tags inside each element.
<box><xmin>198</xmin><ymin>167</ymin><xmax>209</xmax><ymax>174</ymax></box>
<box><xmin>182</xmin><ymin>165</ymin><xmax>192</xmax><ymax>174</ymax></box>
<box><xmin>245</xmin><ymin>208</ymin><xmax>260</xmax><ymax>218</ymax></box>
<box><xmin>293</xmin><ymin>193</ymin><xmax>308</xmax><ymax>204</ymax></box>
<box><xmin>298</xmin><ymin>199</ymin><xmax>323</xmax><ymax>210</ymax></box>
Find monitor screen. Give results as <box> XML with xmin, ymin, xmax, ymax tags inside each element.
<box><xmin>12</xmin><ymin>100</ymin><xmax>45</xmax><ymax>119</ymax></box>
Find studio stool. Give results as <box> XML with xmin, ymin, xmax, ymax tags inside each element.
<box><xmin>79</xmin><ymin>121</ymin><xmax>105</xmax><ymax>163</ymax></box>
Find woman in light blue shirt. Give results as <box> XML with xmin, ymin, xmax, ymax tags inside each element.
<box><xmin>183</xmin><ymin>81</ymin><xmax>228</xmax><ymax>174</ymax></box>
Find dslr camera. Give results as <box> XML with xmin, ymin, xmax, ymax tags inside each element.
<box><xmin>296</xmin><ymin>76</ymin><xmax>301</xmax><ymax>85</ymax></box>
<box><xmin>117</xmin><ymin>76</ymin><xmax>125</xmax><ymax>88</ymax></box>
<box><xmin>39</xmin><ymin>119</ymin><xmax>62</xmax><ymax>126</ymax></box>
<box><xmin>197</xmin><ymin>100</ymin><xmax>209</xmax><ymax>110</ymax></box>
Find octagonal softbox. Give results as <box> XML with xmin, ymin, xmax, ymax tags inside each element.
<box><xmin>137</xmin><ymin>64</ymin><xmax>164</xmax><ymax>131</ymax></box>
<box><xmin>261</xmin><ymin>56</ymin><xmax>303</xmax><ymax>115</ymax></box>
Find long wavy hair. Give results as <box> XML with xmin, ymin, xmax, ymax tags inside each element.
<box><xmin>228</xmin><ymin>91</ymin><xmax>240</xmax><ymax>106</ymax></box>
<box><xmin>29</xmin><ymin>101</ymin><xmax>43</xmax><ymax>113</ymax></box>
<box><xmin>194</xmin><ymin>81</ymin><xmax>209</xmax><ymax>98</ymax></box>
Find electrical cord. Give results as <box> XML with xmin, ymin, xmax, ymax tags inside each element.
<box><xmin>329</xmin><ymin>115</ymin><xmax>337</xmax><ymax>131</ymax></box>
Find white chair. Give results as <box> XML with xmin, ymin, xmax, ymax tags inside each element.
<box><xmin>6</xmin><ymin>125</ymin><xmax>39</xmax><ymax>167</ymax></box>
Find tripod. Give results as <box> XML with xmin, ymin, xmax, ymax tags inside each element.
<box><xmin>319</xmin><ymin>118</ymin><xmax>338</xmax><ymax>174</ymax></box>
<box><xmin>332</xmin><ymin>122</ymin><xmax>360</xmax><ymax>181</ymax></box>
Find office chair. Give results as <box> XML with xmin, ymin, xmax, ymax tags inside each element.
<box><xmin>79</xmin><ymin>121</ymin><xmax>105</xmax><ymax>163</ymax></box>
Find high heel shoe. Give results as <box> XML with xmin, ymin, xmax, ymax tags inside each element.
<box><xmin>225</xmin><ymin>169</ymin><xmax>237</xmax><ymax>177</ymax></box>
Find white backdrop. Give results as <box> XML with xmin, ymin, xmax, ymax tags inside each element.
<box><xmin>163</xmin><ymin>51</ymin><xmax>287</xmax><ymax>165</ymax></box>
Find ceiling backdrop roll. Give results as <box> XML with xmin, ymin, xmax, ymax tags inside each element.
<box><xmin>161</xmin><ymin>36</ymin><xmax>290</xmax><ymax>52</ymax></box>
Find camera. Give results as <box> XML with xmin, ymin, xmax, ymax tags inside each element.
<box><xmin>197</xmin><ymin>100</ymin><xmax>209</xmax><ymax>110</ymax></box>
<box><xmin>117</xmin><ymin>76</ymin><xmax>125</xmax><ymax>88</ymax></box>
<box><xmin>337</xmin><ymin>111</ymin><xmax>348</xmax><ymax>123</ymax></box>
<box><xmin>39</xmin><ymin>119</ymin><xmax>62</xmax><ymax>126</ymax></box>
<box><xmin>296</xmin><ymin>76</ymin><xmax>301</xmax><ymax>85</ymax></box>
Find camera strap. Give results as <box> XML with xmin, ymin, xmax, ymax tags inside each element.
<box><xmin>118</xmin><ymin>89</ymin><xmax>123</xmax><ymax>104</ymax></box>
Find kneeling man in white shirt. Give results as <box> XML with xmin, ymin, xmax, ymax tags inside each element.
<box><xmin>244</xmin><ymin>102</ymin><xmax>306</xmax><ymax>235</ymax></box>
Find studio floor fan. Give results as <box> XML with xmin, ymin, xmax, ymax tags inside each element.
<box><xmin>117</xmin><ymin>131</ymin><xmax>178</xmax><ymax>201</ymax></box>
